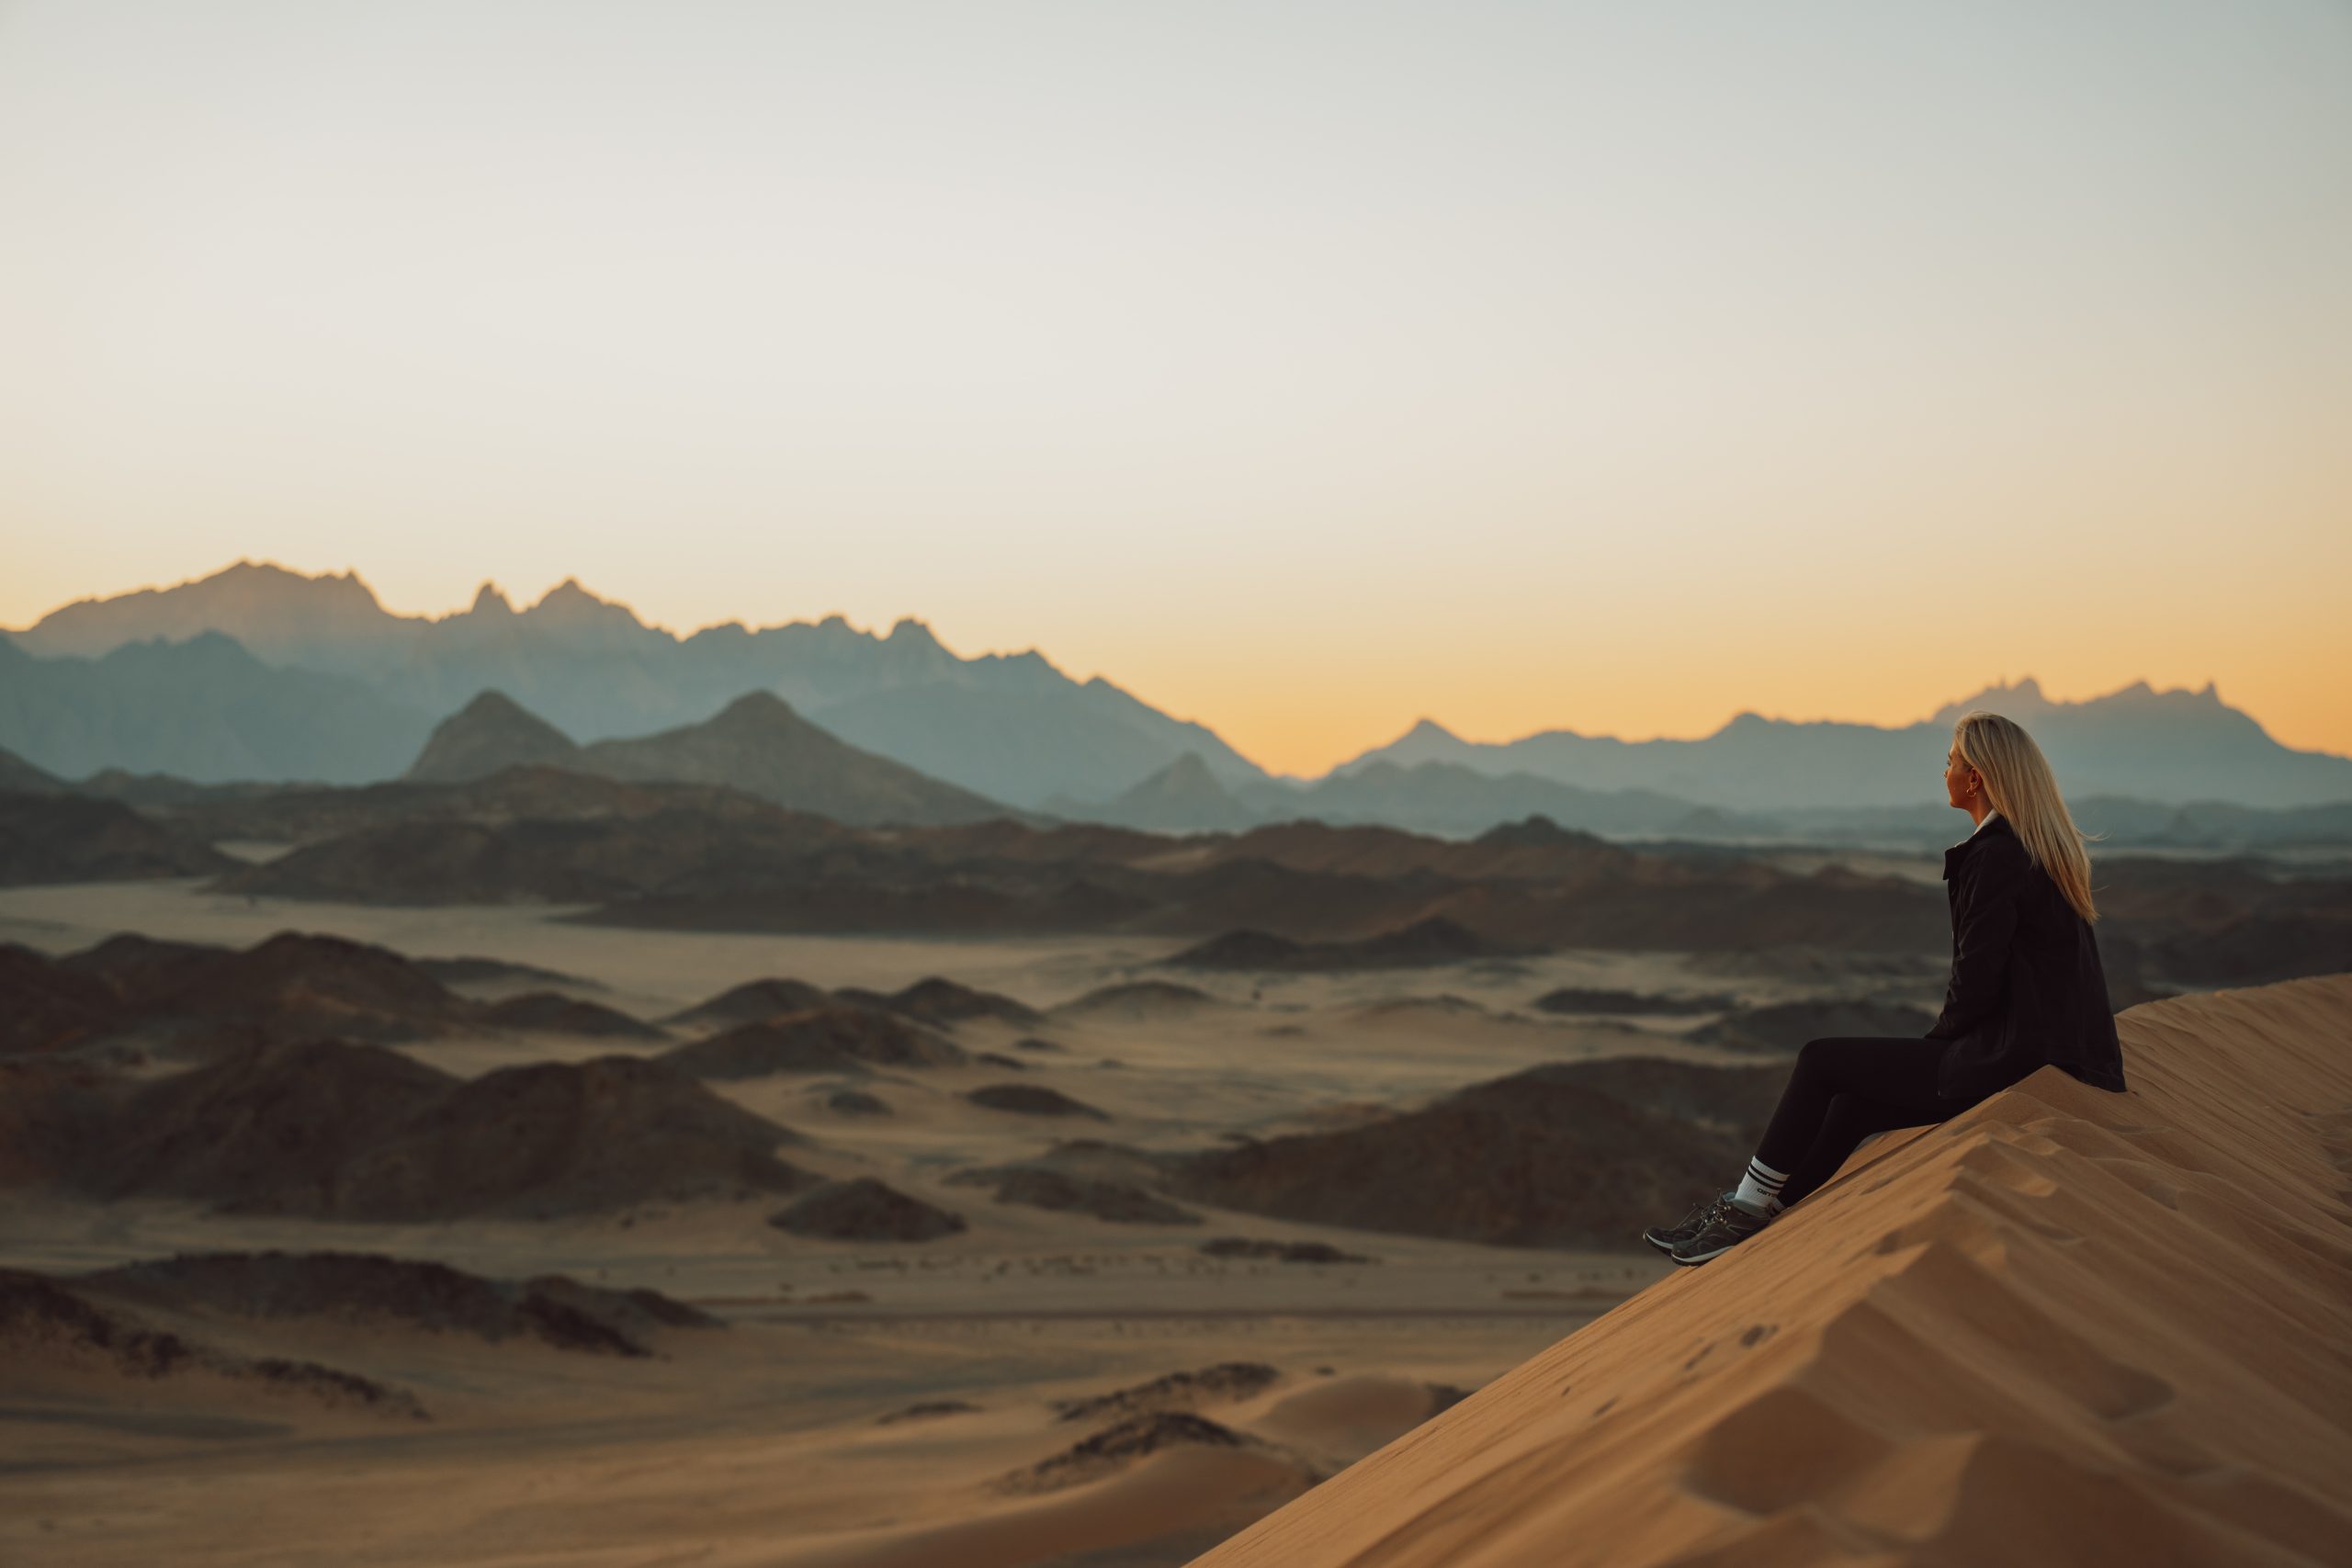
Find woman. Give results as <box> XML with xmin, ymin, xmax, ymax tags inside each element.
<box><xmin>1645</xmin><ymin>709</ymin><xmax>2130</xmax><ymax>1267</ymax></box>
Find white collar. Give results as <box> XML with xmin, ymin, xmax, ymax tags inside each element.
<box><xmin>1953</xmin><ymin>808</ymin><xmax>2000</xmax><ymax>849</ymax></box>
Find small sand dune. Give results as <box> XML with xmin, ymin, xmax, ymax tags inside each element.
<box><xmin>1190</xmin><ymin>973</ymin><xmax>2352</xmax><ymax>1567</ymax></box>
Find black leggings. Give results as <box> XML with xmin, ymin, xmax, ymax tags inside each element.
<box><xmin>1753</xmin><ymin>1035</ymin><xmax>1984</xmax><ymax>1208</ymax></box>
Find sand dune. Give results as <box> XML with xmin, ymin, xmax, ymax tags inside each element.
<box><xmin>1190</xmin><ymin>973</ymin><xmax>2352</xmax><ymax>1566</ymax></box>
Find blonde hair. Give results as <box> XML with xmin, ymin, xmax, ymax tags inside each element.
<box><xmin>1952</xmin><ymin>710</ymin><xmax>2103</xmax><ymax>923</ymax></box>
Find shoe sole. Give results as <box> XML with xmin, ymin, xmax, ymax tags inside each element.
<box><xmin>1671</xmin><ymin>1233</ymin><xmax>1764</xmax><ymax>1266</ymax></box>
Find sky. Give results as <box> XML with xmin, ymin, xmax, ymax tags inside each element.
<box><xmin>2</xmin><ymin>0</ymin><xmax>2347</xmax><ymax>775</ymax></box>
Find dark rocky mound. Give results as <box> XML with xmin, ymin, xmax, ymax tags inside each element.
<box><xmin>662</xmin><ymin>1018</ymin><xmax>867</xmax><ymax>1077</ymax></box>
<box><xmin>1</xmin><ymin>942</ymin><xmax>129</xmax><ymax>1055</ymax></box>
<box><xmin>1051</xmin><ymin>1360</ymin><xmax>1283</xmax><ymax>1423</ymax></box>
<box><xmin>820</xmin><ymin>1089</ymin><xmax>892</xmax><ymax>1116</ymax></box>
<box><xmin>1152</xmin><ymin>1056</ymin><xmax>1788</xmax><ymax>1248</ymax></box>
<box><xmin>2096</xmin><ymin>854</ymin><xmax>2352</xmax><ymax>987</ymax></box>
<box><xmin>172</xmin><ymin>762</ymin><xmax>826</xmax><ymax>859</ymax></box>
<box><xmin>404</xmin><ymin>689</ymin><xmax>583</xmax><ymax>784</ymax></box>
<box><xmin>1351</xmin><ymin>994</ymin><xmax>1488</xmax><ymax>1020</ymax></box>
<box><xmin>163</xmin><ymin>931</ymin><xmax>500</xmax><ymax>1043</ymax></box>
<box><xmin>59</xmin><ymin>931</ymin><xmax>237</xmax><ymax>997</ymax></box>
<box><xmin>64</xmin><ymin>1039</ymin><xmax>823</xmax><ymax>1221</ymax></box>
<box><xmin>974</xmin><ymin>1051</ymin><xmax>1029</xmax><ymax>1071</ymax></box>
<box><xmin>331</xmin><ymin>1055</ymin><xmax>822</xmax><ymax>1220</ymax></box>
<box><xmin>876</xmin><ymin>1399</ymin><xmax>982</xmax><ymax>1424</ymax></box>
<box><xmin>661</xmin><ymin>1005</ymin><xmax>968</xmax><ymax>1078</ymax></box>
<box><xmin>1531</xmin><ymin>987</ymin><xmax>1739</xmax><ymax>1017</ymax></box>
<box><xmin>1012</xmin><ymin>1036</ymin><xmax>1067</xmax><ymax>1053</ymax></box>
<box><xmin>21</xmin><ymin>929</ymin><xmax>482</xmax><ymax>1060</ymax></box>
<box><xmin>0</xmin><ymin>1267</ymin><xmax>194</xmax><ymax>1377</ymax></box>
<box><xmin>835</xmin><ymin>976</ymin><xmax>1045</xmax><ymax>1029</ymax></box>
<box><xmin>205</xmin><ymin>810</ymin><xmax>749</xmax><ymax>905</ymax></box>
<box><xmin>479</xmin><ymin>991</ymin><xmax>667</xmax><ymax>1039</ymax></box>
<box><xmin>664</xmin><ymin>976</ymin><xmax>834</xmax><ymax>1032</ymax></box>
<box><xmin>993</xmin><ymin>1411</ymin><xmax>1306</xmax><ymax>1496</ymax></box>
<box><xmin>571</xmin><ymin>874</ymin><xmax>1154</xmax><ymax>937</ymax></box>
<box><xmin>417</xmin><ymin>954</ymin><xmax>601</xmax><ymax>989</ymax></box>
<box><xmin>965</xmin><ymin>1084</ymin><xmax>1110</xmax><ymax>1120</ymax></box>
<box><xmin>1048</xmin><ymin>980</ymin><xmax>1224</xmax><ymax>1020</ymax></box>
<box><xmin>0</xmin><ymin>1267</ymin><xmax>426</xmax><ymax>1418</ymax></box>
<box><xmin>1199</xmin><ymin>1237</ymin><xmax>1377</xmax><ymax>1264</ymax></box>
<box><xmin>96</xmin><ymin>1038</ymin><xmax>463</xmax><ymax>1210</ymax></box>
<box><xmin>0</xmin><ymin>1058</ymin><xmax>116</xmax><ymax>1184</ymax></box>
<box><xmin>1159</xmin><ymin>929</ymin><xmax>1305</xmax><ymax>970</ymax></box>
<box><xmin>82</xmin><ymin>1250</ymin><xmax>718</xmax><ymax>1354</ymax></box>
<box><xmin>2130</xmin><ymin>908</ymin><xmax>2352</xmax><ymax>988</ymax></box>
<box><xmin>1164</xmin><ymin>916</ymin><xmax>1542</xmax><ymax>973</ymax></box>
<box><xmin>767</xmin><ymin>1178</ymin><xmax>967</xmax><ymax>1242</ymax></box>
<box><xmin>1691</xmin><ymin>998</ymin><xmax>1939</xmax><ymax>1054</ymax></box>
<box><xmin>2091</xmin><ymin>929</ymin><xmax>2175</xmax><ymax>1011</ymax></box>
<box><xmin>944</xmin><ymin>1166</ymin><xmax>1200</xmax><ymax>1226</ymax></box>
<box><xmin>0</xmin><ymin>789</ymin><xmax>242</xmax><ymax>886</ymax></box>
<box><xmin>518</xmin><ymin>1274</ymin><xmax>724</xmax><ymax>1335</ymax></box>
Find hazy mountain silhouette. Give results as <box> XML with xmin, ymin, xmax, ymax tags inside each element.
<box><xmin>0</xmin><ymin>627</ymin><xmax>434</xmax><ymax>784</ymax></box>
<box><xmin>0</xmin><ymin>747</ymin><xmax>65</xmax><ymax>795</ymax></box>
<box><xmin>1340</xmin><ymin>676</ymin><xmax>2352</xmax><ymax>810</ymax></box>
<box><xmin>4</xmin><ymin>559</ymin><xmax>1263</xmax><ymax>806</ymax></box>
<box><xmin>11</xmin><ymin>559</ymin><xmax>413</xmax><ymax>672</ymax></box>
<box><xmin>1246</xmin><ymin>759</ymin><xmax>1747</xmax><ymax>838</ymax></box>
<box><xmin>7</xmin><ymin>560</ymin><xmax>2346</xmax><ymax>819</ymax></box>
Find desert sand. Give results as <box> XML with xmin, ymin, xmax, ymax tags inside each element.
<box><xmin>0</xmin><ymin>873</ymin><xmax>1795</xmax><ymax>1567</ymax></box>
<box><xmin>5</xmin><ymin>873</ymin><xmax>2331</xmax><ymax>1566</ymax></box>
<box><xmin>1191</xmin><ymin>974</ymin><xmax>2352</xmax><ymax>1567</ymax></box>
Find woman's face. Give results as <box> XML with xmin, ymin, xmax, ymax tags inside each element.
<box><xmin>1944</xmin><ymin>741</ymin><xmax>1984</xmax><ymax>809</ymax></box>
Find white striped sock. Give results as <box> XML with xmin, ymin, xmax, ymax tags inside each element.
<box><xmin>1732</xmin><ymin>1156</ymin><xmax>1789</xmax><ymax>1216</ymax></box>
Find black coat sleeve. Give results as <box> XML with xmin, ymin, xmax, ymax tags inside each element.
<box><xmin>1925</xmin><ymin>837</ymin><xmax>2029</xmax><ymax>1042</ymax></box>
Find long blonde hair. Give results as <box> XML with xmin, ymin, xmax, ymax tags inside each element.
<box><xmin>1953</xmin><ymin>710</ymin><xmax>2102</xmax><ymax>923</ymax></box>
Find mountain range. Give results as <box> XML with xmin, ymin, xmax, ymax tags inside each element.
<box><xmin>4</xmin><ymin>559</ymin><xmax>2347</xmax><ymax>839</ymax></box>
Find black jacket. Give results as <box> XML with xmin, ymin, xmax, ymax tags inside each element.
<box><xmin>1927</xmin><ymin>812</ymin><xmax>2129</xmax><ymax>1101</ymax></box>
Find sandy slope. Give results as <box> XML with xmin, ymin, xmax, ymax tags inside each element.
<box><xmin>1190</xmin><ymin>973</ymin><xmax>2352</xmax><ymax>1567</ymax></box>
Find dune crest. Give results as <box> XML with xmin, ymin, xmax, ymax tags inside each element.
<box><xmin>1191</xmin><ymin>974</ymin><xmax>2352</xmax><ymax>1567</ymax></box>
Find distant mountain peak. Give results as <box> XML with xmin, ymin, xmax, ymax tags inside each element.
<box><xmin>1404</xmin><ymin>718</ymin><xmax>1461</xmax><ymax>741</ymax></box>
<box><xmin>404</xmin><ymin>687</ymin><xmax>580</xmax><ymax>783</ymax></box>
<box><xmin>452</xmin><ymin>689</ymin><xmax>540</xmax><ymax>722</ymax></box>
<box><xmin>1930</xmin><ymin>673</ymin><xmax>2228</xmax><ymax>728</ymax></box>
<box><xmin>1122</xmin><ymin>750</ymin><xmax>1227</xmax><ymax>798</ymax></box>
<box><xmin>710</xmin><ymin>689</ymin><xmax>800</xmax><ymax>725</ymax></box>
<box><xmin>1102</xmin><ymin>749</ymin><xmax>1252</xmax><ymax>828</ymax></box>
<box><xmin>529</xmin><ymin>577</ymin><xmax>606</xmax><ymax>614</ymax></box>
<box><xmin>510</xmin><ymin>577</ymin><xmax>662</xmax><ymax>643</ymax></box>
<box><xmin>469</xmin><ymin>581</ymin><xmax>514</xmax><ymax>616</ymax></box>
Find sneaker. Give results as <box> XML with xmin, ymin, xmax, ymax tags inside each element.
<box><xmin>1642</xmin><ymin>1190</ymin><xmax>1731</xmax><ymax>1255</ymax></box>
<box><xmin>1668</xmin><ymin>1196</ymin><xmax>1774</xmax><ymax>1266</ymax></box>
